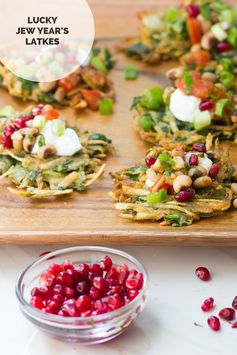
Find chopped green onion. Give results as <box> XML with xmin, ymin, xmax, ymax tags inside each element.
<box><xmin>182</xmin><ymin>71</ymin><xmax>193</xmax><ymax>90</ymax></box>
<box><xmin>88</xmin><ymin>133</ymin><xmax>108</xmax><ymax>142</ymax></box>
<box><xmin>139</xmin><ymin>114</ymin><xmax>153</xmax><ymax>131</ymax></box>
<box><xmin>221</xmin><ymin>10</ymin><xmax>235</xmax><ymax>24</ymax></box>
<box><xmin>147</xmin><ymin>189</ymin><xmax>168</xmax><ymax>204</ymax></box>
<box><xmin>220</xmin><ymin>58</ymin><xmax>234</xmax><ymax>71</ymax></box>
<box><xmin>33</xmin><ymin>115</ymin><xmax>46</xmax><ymax>130</ymax></box>
<box><xmin>158</xmin><ymin>152</ymin><xmax>175</xmax><ymax>173</ymax></box>
<box><xmin>220</xmin><ymin>70</ymin><xmax>235</xmax><ymax>89</ymax></box>
<box><xmin>38</xmin><ymin>134</ymin><xmax>46</xmax><ymax>147</ymax></box>
<box><xmin>228</xmin><ymin>27</ymin><xmax>237</xmax><ymax>48</ymax></box>
<box><xmin>124</xmin><ymin>65</ymin><xmax>138</xmax><ymax>80</ymax></box>
<box><xmin>211</xmin><ymin>23</ymin><xmax>227</xmax><ymax>41</ymax></box>
<box><xmin>215</xmin><ymin>99</ymin><xmax>234</xmax><ymax>117</ymax></box>
<box><xmin>90</xmin><ymin>56</ymin><xmax>107</xmax><ymax>74</ymax></box>
<box><xmin>193</xmin><ymin>110</ymin><xmax>211</xmax><ymax>131</ymax></box>
<box><xmin>164</xmin><ymin>8</ymin><xmax>178</xmax><ymax>22</ymax></box>
<box><xmin>99</xmin><ymin>98</ymin><xmax>113</xmax><ymax>115</ymax></box>
<box><xmin>51</xmin><ymin>119</ymin><xmax>66</xmax><ymax>136</ymax></box>
<box><xmin>142</xmin><ymin>87</ymin><xmax>164</xmax><ymax>110</ymax></box>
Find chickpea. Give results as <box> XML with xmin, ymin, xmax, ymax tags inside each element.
<box><xmin>202</xmin><ymin>72</ymin><xmax>217</xmax><ymax>82</ymax></box>
<box><xmin>201</xmin><ymin>31</ymin><xmax>216</xmax><ymax>50</ymax></box>
<box><xmin>233</xmin><ymin>198</ymin><xmax>237</xmax><ymax>209</ymax></box>
<box><xmin>231</xmin><ymin>183</ymin><xmax>237</xmax><ymax>195</ymax></box>
<box><xmin>193</xmin><ymin>176</ymin><xmax>212</xmax><ymax>189</ymax></box>
<box><xmin>197</xmin><ymin>15</ymin><xmax>211</xmax><ymax>33</ymax></box>
<box><xmin>166</xmin><ymin>67</ymin><xmax>183</xmax><ymax>81</ymax></box>
<box><xmin>190</xmin><ymin>44</ymin><xmax>201</xmax><ymax>53</ymax></box>
<box><xmin>173</xmin><ymin>175</ymin><xmax>192</xmax><ymax>193</ymax></box>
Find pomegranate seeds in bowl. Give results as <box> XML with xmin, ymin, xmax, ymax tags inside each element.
<box><xmin>29</xmin><ymin>255</ymin><xmax>144</xmax><ymax>317</ymax></box>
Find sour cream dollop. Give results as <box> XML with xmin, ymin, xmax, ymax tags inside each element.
<box><xmin>32</xmin><ymin>121</ymin><xmax>82</xmax><ymax>156</ymax></box>
<box><xmin>169</xmin><ymin>88</ymin><xmax>201</xmax><ymax>122</ymax></box>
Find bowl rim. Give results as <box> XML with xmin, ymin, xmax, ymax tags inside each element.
<box><xmin>15</xmin><ymin>246</ymin><xmax>149</xmax><ymax>325</ymax></box>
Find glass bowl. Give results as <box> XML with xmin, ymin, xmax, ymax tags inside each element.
<box><xmin>15</xmin><ymin>246</ymin><xmax>148</xmax><ymax>344</ymax></box>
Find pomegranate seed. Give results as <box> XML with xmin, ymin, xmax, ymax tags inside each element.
<box><xmin>117</xmin><ymin>264</ymin><xmax>129</xmax><ymax>273</ymax></box>
<box><xmin>126</xmin><ymin>272</ymin><xmax>143</xmax><ymax>290</ymax></box>
<box><xmin>201</xmin><ymin>297</ymin><xmax>214</xmax><ymax>312</ymax></box>
<box><xmin>92</xmin><ymin>276</ymin><xmax>107</xmax><ymax>293</ymax></box>
<box><xmin>93</xmin><ymin>300</ymin><xmax>108</xmax><ymax>314</ymax></box>
<box><xmin>89</xmin><ymin>264</ymin><xmax>103</xmax><ymax>276</ymax></box>
<box><xmin>175</xmin><ymin>188</ymin><xmax>195</xmax><ymax>203</ymax></box>
<box><xmin>2</xmin><ymin>135</ymin><xmax>13</xmax><ymax>148</ymax></box>
<box><xmin>52</xmin><ymin>294</ymin><xmax>64</xmax><ymax>304</ymax></box>
<box><xmin>3</xmin><ymin>125</ymin><xmax>15</xmax><ymax>137</ymax></box>
<box><xmin>31</xmin><ymin>286</ymin><xmax>50</xmax><ymax>299</ymax></box>
<box><xmin>81</xmin><ymin>310</ymin><xmax>92</xmax><ymax>317</ymax></box>
<box><xmin>48</xmin><ymin>263</ymin><xmax>62</xmax><ymax>276</ymax></box>
<box><xmin>199</xmin><ymin>100</ymin><xmax>214</xmax><ymax>111</ymax></box>
<box><xmin>53</xmin><ymin>284</ymin><xmax>64</xmax><ymax>294</ymax></box>
<box><xmin>100</xmin><ymin>256</ymin><xmax>112</xmax><ymax>271</ymax></box>
<box><xmin>232</xmin><ymin>296</ymin><xmax>237</xmax><ymax>310</ymax></box>
<box><xmin>231</xmin><ymin>322</ymin><xmax>237</xmax><ymax>328</ymax></box>
<box><xmin>14</xmin><ymin>118</ymin><xmax>26</xmax><ymax>130</ymax></box>
<box><xmin>62</xmin><ymin>260</ymin><xmax>74</xmax><ymax>271</ymax></box>
<box><xmin>192</xmin><ymin>143</ymin><xmax>206</xmax><ymax>153</ymax></box>
<box><xmin>61</xmin><ymin>299</ymin><xmax>78</xmax><ymax>317</ymax></box>
<box><xmin>189</xmin><ymin>154</ymin><xmax>199</xmax><ymax>166</ymax></box>
<box><xmin>90</xmin><ymin>286</ymin><xmax>102</xmax><ymax>300</ymax></box>
<box><xmin>76</xmin><ymin>295</ymin><xmax>92</xmax><ymax>312</ymax></box>
<box><xmin>127</xmin><ymin>290</ymin><xmax>139</xmax><ymax>301</ymax></box>
<box><xmin>108</xmin><ymin>294</ymin><xmax>122</xmax><ymax>310</ymax></box>
<box><xmin>106</xmin><ymin>278</ymin><xmax>118</xmax><ymax>287</ymax></box>
<box><xmin>186</xmin><ymin>4</ymin><xmax>200</xmax><ymax>17</ymax></box>
<box><xmin>208</xmin><ymin>163</ymin><xmax>220</xmax><ymax>179</ymax></box>
<box><xmin>30</xmin><ymin>296</ymin><xmax>44</xmax><ymax>309</ymax></box>
<box><xmin>107</xmin><ymin>285</ymin><xmax>121</xmax><ymax>296</ymax></box>
<box><xmin>46</xmin><ymin>300</ymin><xmax>60</xmax><ymax>314</ymax></box>
<box><xmin>145</xmin><ymin>156</ymin><xmax>156</xmax><ymax>167</ymax></box>
<box><xmin>207</xmin><ymin>316</ymin><xmax>220</xmax><ymax>331</ymax></box>
<box><xmin>118</xmin><ymin>269</ymin><xmax>129</xmax><ymax>285</ymax></box>
<box><xmin>195</xmin><ymin>266</ymin><xmax>210</xmax><ymax>281</ymax></box>
<box><xmin>217</xmin><ymin>42</ymin><xmax>232</xmax><ymax>53</ymax></box>
<box><xmin>32</xmin><ymin>106</ymin><xmax>43</xmax><ymax>116</ymax></box>
<box><xmin>56</xmin><ymin>271</ymin><xmax>74</xmax><ymax>287</ymax></box>
<box><xmin>58</xmin><ymin>310</ymin><xmax>68</xmax><ymax>317</ymax></box>
<box><xmin>64</xmin><ymin>287</ymin><xmax>75</xmax><ymax>299</ymax></box>
<box><xmin>219</xmin><ymin>308</ymin><xmax>235</xmax><ymax>321</ymax></box>
<box><xmin>106</xmin><ymin>267</ymin><xmax>118</xmax><ymax>279</ymax></box>
<box><xmin>76</xmin><ymin>281</ymin><xmax>90</xmax><ymax>295</ymax></box>
<box><xmin>39</xmin><ymin>270</ymin><xmax>54</xmax><ymax>286</ymax></box>
<box><xmin>76</xmin><ymin>263</ymin><xmax>89</xmax><ymax>278</ymax></box>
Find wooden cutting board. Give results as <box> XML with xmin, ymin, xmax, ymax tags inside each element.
<box><xmin>0</xmin><ymin>0</ymin><xmax>236</xmax><ymax>245</ymax></box>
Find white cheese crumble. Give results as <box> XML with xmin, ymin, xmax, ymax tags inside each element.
<box><xmin>32</xmin><ymin>121</ymin><xmax>82</xmax><ymax>156</ymax></box>
<box><xmin>169</xmin><ymin>88</ymin><xmax>201</xmax><ymax>122</ymax></box>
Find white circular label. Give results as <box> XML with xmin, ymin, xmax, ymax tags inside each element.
<box><xmin>0</xmin><ymin>0</ymin><xmax>95</xmax><ymax>82</ymax></box>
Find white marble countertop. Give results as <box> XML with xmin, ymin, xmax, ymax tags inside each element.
<box><xmin>1</xmin><ymin>245</ymin><xmax>237</xmax><ymax>355</ymax></box>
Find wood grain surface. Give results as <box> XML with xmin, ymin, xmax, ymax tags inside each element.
<box><xmin>0</xmin><ymin>0</ymin><xmax>236</xmax><ymax>245</ymax></box>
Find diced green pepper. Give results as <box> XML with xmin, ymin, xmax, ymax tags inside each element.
<box><xmin>99</xmin><ymin>99</ymin><xmax>113</xmax><ymax>115</ymax></box>
<box><xmin>147</xmin><ymin>189</ymin><xmax>168</xmax><ymax>204</ymax></box>
<box><xmin>142</xmin><ymin>87</ymin><xmax>164</xmax><ymax>110</ymax></box>
<box><xmin>139</xmin><ymin>114</ymin><xmax>153</xmax><ymax>131</ymax></box>
<box><xmin>124</xmin><ymin>65</ymin><xmax>138</xmax><ymax>80</ymax></box>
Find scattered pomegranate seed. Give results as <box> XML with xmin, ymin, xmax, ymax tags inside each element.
<box><xmin>186</xmin><ymin>4</ymin><xmax>200</xmax><ymax>17</ymax></box>
<box><xmin>189</xmin><ymin>154</ymin><xmax>199</xmax><ymax>166</ymax></box>
<box><xmin>195</xmin><ymin>266</ymin><xmax>210</xmax><ymax>281</ymax></box>
<box><xmin>218</xmin><ymin>308</ymin><xmax>235</xmax><ymax>321</ymax></box>
<box><xmin>231</xmin><ymin>322</ymin><xmax>237</xmax><ymax>328</ymax></box>
<box><xmin>208</xmin><ymin>163</ymin><xmax>220</xmax><ymax>179</ymax></box>
<box><xmin>207</xmin><ymin>316</ymin><xmax>220</xmax><ymax>331</ymax></box>
<box><xmin>145</xmin><ymin>156</ymin><xmax>157</xmax><ymax>167</ymax></box>
<box><xmin>199</xmin><ymin>100</ymin><xmax>214</xmax><ymax>111</ymax></box>
<box><xmin>217</xmin><ymin>42</ymin><xmax>232</xmax><ymax>53</ymax></box>
<box><xmin>175</xmin><ymin>188</ymin><xmax>195</xmax><ymax>203</ymax></box>
<box><xmin>232</xmin><ymin>296</ymin><xmax>237</xmax><ymax>310</ymax></box>
<box><xmin>29</xmin><ymin>256</ymin><xmax>143</xmax><ymax>317</ymax></box>
<box><xmin>192</xmin><ymin>143</ymin><xmax>206</xmax><ymax>153</ymax></box>
<box><xmin>201</xmin><ymin>297</ymin><xmax>214</xmax><ymax>312</ymax></box>
<box><xmin>14</xmin><ymin>118</ymin><xmax>26</xmax><ymax>129</ymax></box>
<box><xmin>32</xmin><ymin>105</ymin><xmax>43</xmax><ymax>116</ymax></box>
<box><xmin>2</xmin><ymin>135</ymin><xmax>13</xmax><ymax>148</ymax></box>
